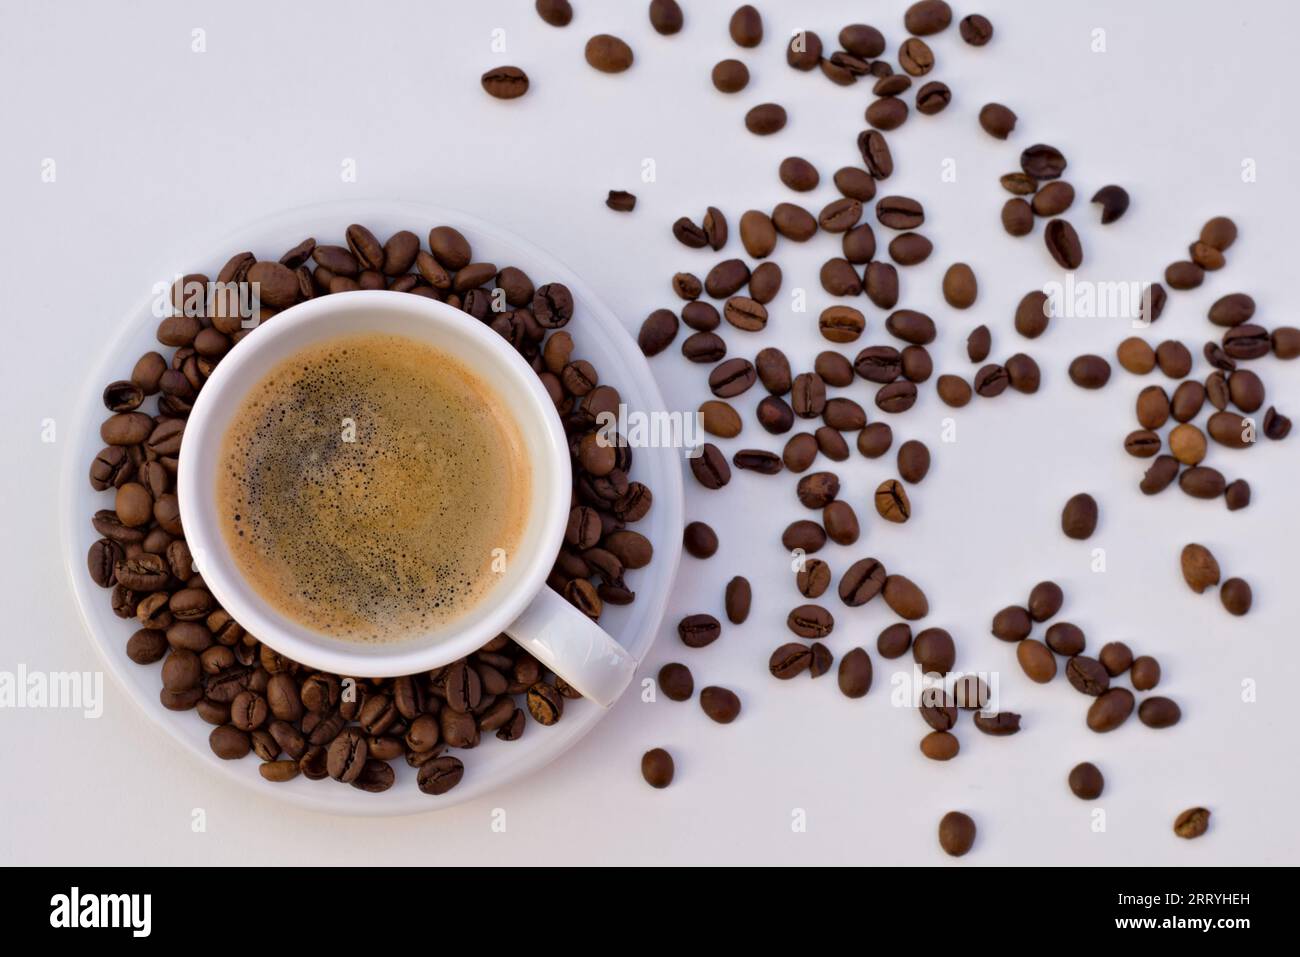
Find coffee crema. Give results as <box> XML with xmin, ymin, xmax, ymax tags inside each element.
<box><xmin>217</xmin><ymin>332</ymin><xmax>531</xmax><ymax>643</ymax></box>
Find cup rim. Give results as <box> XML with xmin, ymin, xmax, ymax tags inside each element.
<box><xmin>176</xmin><ymin>289</ymin><xmax>571</xmax><ymax>677</ymax></box>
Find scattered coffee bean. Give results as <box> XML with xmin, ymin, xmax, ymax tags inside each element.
<box><xmin>779</xmin><ymin>156</ymin><xmax>819</xmax><ymax>191</ymax></box>
<box><xmin>648</xmin><ymin>0</ymin><xmax>684</xmax><ymax>35</ymax></box>
<box><xmin>1099</xmin><ymin>642</ymin><xmax>1134</xmax><ymax>677</ymax></box>
<box><xmin>729</xmin><ymin>4</ymin><xmax>763</xmax><ymax>47</ymax></box>
<box><xmin>1086</xmin><ymin>688</ymin><xmax>1135</xmax><ymax>733</ymax></box>
<box><xmin>1017</xmin><ymin>639</ymin><xmax>1057</xmax><ymax>683</ymax></box>
<box><xmin>921</xmin><ymin>731</ymin><xmax>959</xmax><ymax>761</ymax></box>
<box><xmin>700</xmin><ymin>686</ymin><xmax>741</xmax><ymax>723</ymax></box>
<box><xmin>959</xmin><ymin>13</ymin><xmax>993</xmax><ymax>45</ymax></box>
<box><xmin>1220</xmin><ymin>577</ymin><xmax>1252</xmax><ymax>616</ymax></box>
<box><xmin>658</xmin><ymin>662</ymin><xmax>694</xmax><ymax>701</ymax></box>
<box><xmin>1045</xmin><ymin>622</ymin><xmax>1086</xmax><ymax>656</ymax></box>
<box><xmin>481</xmin><ymin>65</ymin><xmax>529</xmax><ymax>99</ymax></box>
<box><xmin>1061</xmin><ymin>493</ymin><xmax>1099</xmax><ymax>539</ymax></box>
<box><xmin>943</xmin><ymin>263</ymin><xmax>978</xmax><ymax>308</ymax></box>
<box><xmin>1028</xmin><ymin>581</ymin><xmax>1064</xmax><ymax>622</ymax></box>
<box><xmin>535</xmin><ymin>0</ymin><xmax>572</xmax><ymax>27</ymax></box>
<box><xmin>725</xmin><ymin>576</ymin><xmax>752</xmax><ymax>624</ymax></box>
<box><xmin>1138</xmin><ymin>696</ymin><xmax>1181</xmax><ymax>729</ymax></box>
<box><xmin>1091</xmin><ymin>185</ymin><xmax>1129</xmax><ymax>224</ymax></box>
<box><xmin>678</xmin><ymin>613</ymin><xmax>721</xmax><ymax>649</ymax></box>
<box><xmin>770</xmin><ymin>642</ymin><xmax>813</xmax><ymax>680</ymax></box>
<box><xmin>1069</xmin><ymin>355</ymin><xmax>1111</xmax><ymax>389</ymax></box>
<box><xmin>1065</xmin><ymin>656</ymin><xmax>1110</xmax><ymax>696</ymax></box>
<box><xmin>641</xmin><ymin>748</ymin><xmax>675</xmax><ymax>788</ymax></box>
<box><xmin>585</xmin><ymin>34</ymin><xmax>634</xmax><ymax>73</ymax></box>
<box><xmin>745</xmin><ymin>103</ymin><xmax>787</xmax><ymax>135</ymax></box>
<box><xmin>979</xmin><ymin>103</ymin><xmax>1017</xmax><ymax>139</ymax></box>
<box><xmin>1068</xmin><ymin>762</ymin><xmax>1104</xmax><ymax>799</ymax></box>
<box><xmin>1174</xmin><ymin>807</ymin><xmax>1211</xmax><ymax>839</ymax></box>
<box><xmin>683</xmin><ymin>521</ymin><xmax>718</xmax><ymax>559</ymax></box>
<box><xmin>1044</xmin><ymin>219</ymin><xmax>1083</xmax><ymax>269</ymax></box>
<box><xmin>1001</xmin><ymin>198</ymin><xmax>1033</xmax><ymax>236</ymax></box>
<box><xmin>938</xmin><ymin>810</ymin><xmax>975</xmax><ymax>856</ymax></box>
<box><xmin>606</xmin><ymin>190</ymin><xmax>637</xmax><ymax>212</ymax></box>
<box><xmin>991</xmin><ymin>606</ymin><xmax>1031</xmax><ymax>642</ymax></box>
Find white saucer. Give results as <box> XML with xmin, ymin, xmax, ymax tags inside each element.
<box><xmin>60</xmin><ymin>200</ymin><xmax>684</xmax><ymax>815</ymax></box>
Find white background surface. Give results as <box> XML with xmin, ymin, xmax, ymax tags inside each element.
<box><xmin>2</xmin><ymin>0</ymin><xmax>1298</xmax><ymax>865</ymax></box>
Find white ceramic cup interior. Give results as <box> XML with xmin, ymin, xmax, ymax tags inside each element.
<box><xmin>178</xmin><ymin>291</ymin><xmax>637</xmax><ymax>706</ymax></box>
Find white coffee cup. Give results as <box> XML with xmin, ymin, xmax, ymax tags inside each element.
<box><xmin>177</xmin><ymin>290</ymin><xmax>638</xmax><ymax>707</ymax></box>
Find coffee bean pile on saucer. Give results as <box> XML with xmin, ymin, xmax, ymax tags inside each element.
<box><xmin>86</xmin><ymin>223</ymin><xmax>655</xmax><ymax>796</ymax></box>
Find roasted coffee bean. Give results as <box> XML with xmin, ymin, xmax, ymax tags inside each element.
<box><xmin>1087</xmin><ymin>688</ymin><xmax>1135</xmax><ymax>733</ymax></box>
<box><xmin>682</xmin><ymin>332</ymin><xmax>727</xmax><ymax>364</ymax></box>
<box><xmin>1169</xmin><ymin>424</ymin><xmax>1206</xmax><ymax>465</ymax></box>
<box><xmin>690</xmin><ymin>443</ymin><xmax>731</xmax><ymax>489</ymax></box>
<box><xmin>1065</xmin><ymin>656</ymin><xmax>1110</xmax><ymax>697</ymax></box>
<box><xmin>1069</xmin><ymin>355</ymin><xmax>1111</xmax><ymax>389</ymax></box>
<box><xmin>1226</xmin><ymin>369</ymin><xmax>1264</xmax><ymax>413</ymax></box>
<box><xmin>820</xmin><ymin>258</ymin><xmax>862</xmax><ymax>296</ymax></box>
<box><xmin>658</xmin><ymin>662</ymin><xmax>694</xmax><ymax>701</ymax></box>
<box><xmin>1089</xmin><ymin>185</ymin><xmax>1130</xmax><ymax>225</ymax></box>
<box><xmin>705</xmin><ymin>258</ymin><xmax>750</xmax><ymax>296</ymax></box>
<box><xmin>678</xmin><ymin>613</ymin><xmax>722</xmax><ymax>649</ymax></box>
<box><xmin>901</xmin><ymin>345</ymin><xmax>932</xmax><ymax>383</ymax></box>
<box><xmin>893</xmin><ymin>441</ymin><xmax>930</xmax><ymax>484</ymax></box>
<box><xmin>1174</xmin><ymin>807</ymin><xmax>1211</xmax><ymax>839</ymax></box>
<box><xmin>1017</xmin><ymin>639</ymin><xmax>1057</xmax><ymax>683</ymax></box>
<box><xmin>1136</xmin><ymin>385</ymin><xmax>1171</xmax><ymax>429</ymax></box>
<box><xmin>780</xmin><ymin>434</ymin><xmax>817</xmax><ymax>472</ymax></box>
<box><xmin>708</xmin><ymin>357</ymin><xmax>756</xmax><ymax>397</ymax></box>
<box><xmin>724</xmin><ymin>296</ymin><xmax>768</xmax><ymax>332</ymax></box>
<box><xmin>1068</xmin><ymin>762</ymin><xmax>1104</xmax><ymax>799</ymax></box>
<box><xmin>1012</xmin><ymin>290</ymin><xmax>1050</xmax><ymax>339</ymax></box>
<box><xmin>1224</xmin><ymin>478</ymin><xmax>1251</xmax><ymax>511</ymax></box>
<box><xmin>748</xmin><ymin>261</ymin><xmax>782</xmax><ymax>303</ymax></box>
<box><xmin>723</xmin><ymin>576</ymin><xmax>752</xmax><ymax>624</ymax></box>
<box><xmin>1024</xmin><ymin>581</ymin><xmax>1063</xmax><ymax>623</ymax></box>
<box><xmin>641</xmin><ymin>748</ymin><xmax>675</xmax><ymax>788</ymax></box>
<box><xmin>1044</xmin><ymin>219</ymin><xmax>1083</xmax><ymax>268</ymax></box>
<box><xmin>1139</xmin><ymin>455</ymin><xmax>1179</xmax><ymax>495</ymax></box>
<box><xmin>980</xmin><ymin>103</ymin><xmax>1017</xmax><ymax>139</ymax></box>
<box><xmin>854</xmin><ymin>345</ymin><xmax>902</xmax><ymax>383</ymax></box>
<box><xmin>794</xmin><ymin>558</ymin><xmax>830</xmax><ymax>599</ymax></box>
<box><xmin>700</xmin><ymin>400</ymin><xmax>742</xmax><ymax>438</ymax></box>
<box><xmin>1200</xmin><ymin>216</ymin><xmax>1237</xmax><ymax>251</ymax></box>
<box><xmin>1179</xmin><ymin>466</ymin><xmax>1226</xmax><ymax>499</ymax></box>
<box><xmin>791</xmin><ymin>372</ymin><xmax>827</xmax><ymax>417</ymax></box>
<box><xmin>936</xmin><ymin>375</ymin><xmax>972</xmax><ymax>408</ymax></box>
<box><xmin>1117</xmin><ymin>337</ymin><xmax>1156</xmax><ymax>374</ymax></box>
<box><xmin>915</xmin><ymin>81</ymin><xmax>951</xmax><ymax>114</ymax></box>
<box><xmin>819</xmin><ymin>198</ymin><xmax>864</xmax><ymax>235</ymax></box>
<box><xmin>731</xmin><ymin>449</ymin><xmax>780</xmax><ymax>475</ymax></box>
<box><xmin>834</xmin><ymin>167</ymin><xmax>877</xmax><ymax>202</ymax></box>
<box><xmin>738</xmin><ymin>210</ymin><xmax>776</xmax><ymax>258</ymax></box>
<box><xmin>585</xmin><ymin>34</ymin><xmax>634</xmax><ymax>73</ymax></box>
<box><xmin>877</xmin><ymin>196</ymin><xmax>925</xmax><ymax>231</ymax></box>
<box><xmin>1155</xmin><ymin>339</ymin><xmax>1192</xmax><ymax>379</ymax></box>
<box><xmin>786</xmin><ymin>29</ymin><xmax>823</xmax><ymax>69</ymax></box>
<box><xmin>991</xmin><ymin>605</ymin><xmax>1031</xmax><ymax>642</ymax></box>
<box><xmin>1206</xmin><ymin>292</ymin><xmax>1254</xmax><ymax>328</ymax></box>
<box><xmin>1264</xmin><ymin>406</ymin><xmax>1292</xmax><ymax>440</ymax></box>
<box><xmin>1223</xmin><ymin>324</ymin><xmax>1270</xmax><ymax>360</ymax></box>
<box><xmin>416</xmin><ymin>755</ymin><xmax>465</xmax><ymax>795</ymax></box>
<box><xmin>874</xmin><ymin>479</ymin><xmax>911</xmax><ymax>523</ymax></box>
<box><xmin>770</xmin><ymin>642</ymin><xmax>813</xmax><ymax>679</ymax></box>
<box><xmin>745</xmin><ymin>103</ymin><xmax>787</xmax><ymax>135</ymax></box>
<box><xmin>753</xmin><ymin>347</ymin><xmax>792</xmax><ymax>395</ymax></box>
<box><xmin>1000</xmin><ymin>172</ymin><xmax>1037</xmax><ymax>195</ymax></box>
<box><xmin>1273</xmin><ymin>326</ymin><xmax>1300</xmax><ymax>358</ymax></box>
<box><xmin>673</xmin><ymin>217</ymin><xmax>708</xmax><ymax>248</ymax></box>
<box><xmin>729</xmin><ymin>4</ymin><xmax>762</xmax><ymax>46</ymax></box>
<box><xmin>1001</xmin><ymin>198</ymin><xmax>1033</xmax><ymax>236</ymax></box>
<box><xmin>481</xmin><ymin>65</ymin><xmax>529</xmax><ymax>99</ymax></box>
<box><xmin>779</xmin><ymin>156</ymin><xmax>819</xmax><ymax>191</ymax></box>
<box><xmin>796</xmin><ymin>471</ymin><xmax>840</xmax><ymax>509</ymax></box>
<box><xmin>862</xmin><ymin>261</ymin><xmax>898</xmax><ymax>309</ymax></box>
<box><xmin>883</xmin><ymin>574</ymin><xmax>928</xmax><ymax>620</ymax></box>
<box><xmin>898</xmin><ymin>37</ymin><xmax>934</xmax><ymax>76</ymax></box>
<box><xmin>1033</xmin><ymin>181</ymin><xmax>1075</xmax><ymax>217</ymax></box>
<box><xmin>818</xmin><ymin>305</ymin><xmax>865</xmax><ymax>343</ymax></box>
<box><xmin>606</xmin><ymin>190</ymin><xmax>637</xmax><ymax>213</ymax></box>
<box><xmin>1171</xmin><ymin>380</ymin><xmax>1207</xmax><ymax>421</ymax></box>
<box><xmin>823</xmin><ymin>501</ymin><xmax>860</xmax><ymax>545</ymax></box>
<box><xmin>906</xmin><ymin>0</ymin><xmax>952</xmax><ymax>34</ymax></box>
<box><xmin>1044</xmin><ymin>621</ymin><xmax>1084</xmax><ymax>656</ymax></box>
<box><xmin>944</xmin><ymin>264</ymin><xmax>978</xmax><ymax>309</ymax></box>
<box><xmin>637</xmin><ymin>309</ymin><xmax>679</xmax><ymax>357</ymax></box>
<box><xmin>1165</xmin><ymin>260</ymin><xmax>1204</xmax><ymax>290</ymax></box>
<box><xmin>876</xmin><ymin>380</ymin><xmax>918</xmax><ymax>413</ymax></box>
<box><xmin>887</xmin><ymin>309</ymin><xmax>936</xmax><ymax>345</ymax></box>
<box><xmin>1124</xmin><ymin>429</ymin><xmax>1161</xmax><ymax>457</ymax></box>
<box><xmin>525</xmin><ymin>681</ymin><xmax>563</xmax><ymax>725</ymax></box>
<box><xmin>871</xmin><ymin>623</ymin><xmax>909</xmax><ymax>660</ymax></box>
<box><xmin>683</xmin><ymin>521</ymin><xmax>718</xmax><ymax>560</ymax></box>
<box><xmin>921</xmin><ymin>731</ymin><xmax>959</xmax><ymax>761</ymax></box>
<box><xmin>857</xmin><ymin>129</ymin><xmax>894</xmax><ymax>179</ymax></box>
<box><xmin>936</xmin><ymin>809</ymin><xmax>975</xmax><ymax>856</ymax></box>
<box><xmin>535</xmin><ymin>0</ymin><xmax>572</xmax><ymax>26</ymax></box>
<box><xmin>913</xmin><ymin>628</ymin><xmax>955</xmax><ymax>674</ymax></box>
<box><xmin>649</xmin><ymin>0</ymin><xmax>683</xmax><ymax>34</ymax></box>
<box><xmin>1138</xmin><ymin>696</ymin><xmax>1181</xmax><ymax>729</ymax></box>
<box><xmin>712</xmin><ymin>56</ymin><xmax>754</xmax><ymax>92</ymax></box>
<box><xmin>838</xmin><ymin>558</ymin><xmax>886</xmax><ymax>607</ymax></box>
<box><xmin>889</xmin><ymin>233</ymin><xmax>932</xmax><ymax>266</ymax></box>
<box><xmin>959</xmin><ymin>12</ymin><xmax>993</xmax><ymax>44</ymax></box>
<box><xmin>974</xmin><ymin>364</ymin><xmax>1009</xmax><ymax>398</ymax></box>
<box><xmin>700</xmin><ymin>685</ymin><xmax>741</xmax><ymax>723</ymax></box>
<box><xmin>1220</xmin><ymin>577</ymin><xmax>1252</xmax><ymax>615</ymax></box>
<box><xmin>822</xmin><ymin>397</ymin><xmax>866</xmax><ymax>431</ymax></box>
<box><xmin>756</xmin><ymin>396</ymin><xmax>793</xmax><ymax>434</ymax></box>
<box><xmin>1128</xmin><ymin>655</ymin><xmax>1161</xmax><ymax>692</ymax></box>
<box><xmin>814</xmin><ymin>352</ymin><xmax>854</xmax><ymax>388</ymax></box>
<box><xmin>1061</xmin><ymin>493</ymin><xmax>1098</xmax><ymax>539</ymax></box>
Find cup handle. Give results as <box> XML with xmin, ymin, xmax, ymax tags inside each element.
<box><xmin>505</xmin><ymin>588</ymin><xmax>638</xmax><ymax>708</ymax></box>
